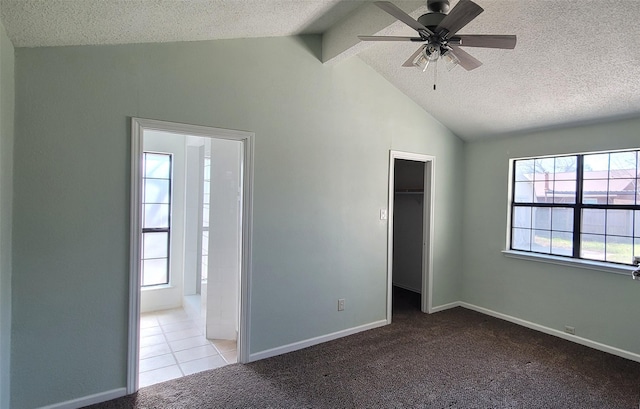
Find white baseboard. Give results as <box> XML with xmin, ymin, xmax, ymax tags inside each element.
<box><xmin>248</xmin><ymin>320</ymin><xmax>388</xmax><ymax>362</ymax></box>
<box><xmin>39</xmin><ymin>387</ymin><xmax>127</xmax><ymax>409</ymax></box>
<box><xmin>459</xmin><ymin>302</ymin><xmax>640</xmax><ymax>363</ymax></box>
<box><xmin>429</xmin><ymin>301</ymin><xmax>461</xmax><ymax>313</ymax></box>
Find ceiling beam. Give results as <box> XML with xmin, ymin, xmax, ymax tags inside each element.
<box><xmin>322</xmin><ymin>1</ymin><xmax>426</xmax><ymax>64</ymax></box>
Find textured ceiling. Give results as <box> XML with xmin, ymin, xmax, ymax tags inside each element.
<box><xmin>2</xmin><ymin>0</ymin><xmax>640</xmax><ymax>141</ymax></box>
<box><xmin>0</xmin><ymin>0</ymin><xmax>366</xmax><ymax>47</ymax></box>
<box><xmin>358</xmin><ymin>0</ymin><xmax>640</xmax><ymax>140</ymax></box>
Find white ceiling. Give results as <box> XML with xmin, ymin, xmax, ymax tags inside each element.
<box><xmin>3</xmin><ymin>0</ymin><xmax>640</xmax><ymax>141</ymax></box>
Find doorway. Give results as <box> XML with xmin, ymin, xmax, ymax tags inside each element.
<box><xmin>127</xmin><ymin>118</ymin><xmax>254</xmax><ymax>393</ymax></box>
<box><xmin>387</xmin><ymin>151</ymin><xmax>435</xmax><ymax>322</ymax></box>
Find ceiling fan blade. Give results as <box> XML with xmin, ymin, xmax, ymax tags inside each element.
<box><xmin>402</xmin><ymin>45</ymin><xmax>427</xmax><ymax>67</ymax></box>
<box><xmin>455</xmin><ymin>34</ymin><xmax>517</xmax><ymax>49</ymax></box>
<box><xmin>435</xmin><ymin>0</ymin><xmax>483</xmax><ymax>38</ymax></box>
<box><xmin>373</xmin><ymin>1</ymin><xmax>433</xmax><ymax>35</ymax></box>
<box><xmin>449</xmin><ymin>45</ymin><xmax>482</xmax><ymax>70</ymax></box>
<box><xmin>358</xmin><ymin>35</ymin><xmax>425</xmax><ymax>42</ymax></box>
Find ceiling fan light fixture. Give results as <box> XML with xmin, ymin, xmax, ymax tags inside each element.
<box><xmin>442</xmin><ymin>50</ymin><xmax>460</xmax><ymax>71</ymax></box>
<box><xmin>413</xmin><ymin>46</ymin><xmax>440</xmax><ymax>72</ymax></box>
<box><xmin>412</xmin><ymin>52</ymin><xmax>430</xmax><ymax>72</ymax></box>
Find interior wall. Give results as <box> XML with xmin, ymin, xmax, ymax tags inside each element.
<box><xmin>140</xmin><ymin>130</ymin><xmax>187</xmax><ymax>313</ymax></box>
<box><xmin>0</xmin><ymin>17</ymin><xmax>14</xmax><ymax>409</ymax></box>
<box><xmin>183</xmin><ymin>143</ymin><xmax>204</xmax><ymax>296</ymax></box>
<box><xmin>12</xmin><ymin>35</ymin><xmax>464</xmax><ymax>408</ymax></box>
<box><xmin>388</xmin><ymin>117</ymin><xmax>465</xmax><ymax>307</ymax></box>
<box><xmin>206</xmin><ymin>138</ymin><xmax>242</xmax><ymax>340</ymax></box>
<box><xmin>462</xmin><ymin>117</ymin><xmax>640</xmax><ymax>356</ymax></box>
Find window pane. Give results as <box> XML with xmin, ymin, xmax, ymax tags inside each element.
<box><xmin>554</xmin><ymin>156</ymin><xmax>577</xmax><ymax>176</ymax></box>
<box><xmin>142</xmin><ymin>258</ymin><xmax>168</xmax><ymax>286</ymax></box>
<box><xmin>201</xmin><ymin>230</ymin><xmax>209</xmax><ymax>281</ymax></box>
<box><xmin>551</xmin><ymin>231</ymin><xmax>573</xmax><ymax>256</ymax></box>
<box><xmin>583</xmin><ymin>153</ymin><xmax>609</xmax><ymax>178</ymax></box>
<box><xmin>532</xmin><ymin>207</ymin><xmax>551</xmax><ymax>230</ymax></box>
<box><xmin>532</xmin><ymin>230</ymin><xmax>550</xmax><ymax>253</ymax></box>
<box><xmin>635</xmin><ymin>238</ymin><xmax>640</xmax><ymax>259</ymax></box>
<box><xmin>513</xmin><ymin>207</ymin><xmax>531</xmax><ymax>228</ymax></box>
<box><xmin>581</xmin><ymin>234</ymin><xmax>605</xmax><ymax>261</ymax></box>
<box><xmin>514</xmin><ymin>160</ymin><xmax>534</xmax><ymax>182</ymax></box>
<box><xmin>606</xmin><ymin>236</ymin><xmax>633</xmax><ymax>264</ymax></box>
<box><xmin>203</xmin><ymin>158</ymin><xmax>211</xmax><ymax>179</ymax></box>
<box><xmin>606</xmin><ymin>209</ymin><xmax>632</xmax><ymax>236</ymax></box>
<box><xmin>552</xmin><ymin>208</ymin><xmax>573</xmax><ymax>232</ymax></box>
<box><xmin>607</xmin><ymin>179</ymin><xmax>635</xmax><ymax>204</ymax></box>
<box><xmin>145</xmin><ymin>153</ymin><xmax>171</xmax><ymax>179</ymax></box>
<box><xmin>534</xmin><ymin>158</ymin><xmax>554</xmax><ymax>178</ymax></box>
<box><xmin>609</xmin><ymin>151</ymin><xmax>637</xmax><ymax>179</ymax></box>
<box><xmin>511</xmin><ymin>228</ymin><xmax>531</xmax><ymax>251</ymax></box>
<box><xmin>201</xmin><ymin>231</ymin><xmax>209</xmax><ymax>256</ymax></box>
<box><xmin>635</xmin><ymin>210</ymin><xmax>640</xmax><ymax>237</ymax></box>
<box><xmin>534</xmin><ymin>180</ymin><xmax>551</xmax><ymax>203</ymax></box>
<box><xmin>582</xmin><ymin>179</ymin><xmax>607</xmax><ymax>204</ymax></box>
<box><xmin>202</xmin><ymin>204</ymin><xmax>209</xmax><ymax>228</ymax></box>
<box><xmin>144</xmin><ymin>179</ymin><xmax>170</xmax><ymax>204</ymax></box>
<box><xmin>582</xmin><ymin>209</ymin><xmax>605</xmax><ymax>234</ymax></box>
<box><xmin>144</xmin><ymin>204</ymin><xmax>169</xmax><ymax>228</ymax></box>
<box><xmin>143</xmin><ymin>232</ymin><xmax>168</xmax><ymax>259</ymax></box>
<box><xmin>553</xmin><ymin>178</ymin><xmax>576</xmax><ymax>204</ymax></box>
<box><xmin>514</xmin><ymin>182</ymin><xmax>533</xmax><ymax>202</ymax></box>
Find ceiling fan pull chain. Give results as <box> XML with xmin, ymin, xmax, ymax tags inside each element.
<box><xmin>433</xmin><ymin>58</ymin><xmax>438</xmax><ymax>90</ymax></box>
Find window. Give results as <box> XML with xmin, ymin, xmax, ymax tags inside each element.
<box><xmin>509</xmin><ymin>149</ymin><xmax>640</xmax><ymax>265</ymax></box>
<box><xmin>201</xmin><ymin>156</ymin><xmax>210</xmax><ymax>282</ymax></box>
<box><xmin>141</xmin><ymin>152</ymin><xmax>172</xmax><ymax>286</ymax></box>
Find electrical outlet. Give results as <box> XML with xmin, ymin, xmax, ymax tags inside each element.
<box><xmin>564</xmin><ymin>325</ymin><xmax>575</xmax><ymax>335</ymax></box>
<box><xmin>380</xmin><ymin>209</ymin><xmax>387</xmax><ymax>220</ymax></box>
<box><xmin>338</xmin><ymin>299</ymin><xmax>345</xmax><ymax>311</ymax></box>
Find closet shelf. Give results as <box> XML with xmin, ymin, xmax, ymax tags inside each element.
<box><xmin>394</xmin><ymin>189</ymin><xmax>424</xmax><ymax>195</ymax></box>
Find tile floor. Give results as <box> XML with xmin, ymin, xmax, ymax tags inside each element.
<box><xmin>139</xmin><ymin>303</ymin><xmax>237</xmax><ymax>388</ymax></box>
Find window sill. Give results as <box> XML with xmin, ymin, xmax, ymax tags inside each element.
<box><xmin>501</xmin><ymin>250</ymin><xmax>634</xmax><ymax>276</ymax></box>
<box><xmin>141</xmin><ymin>284</ymin><xmax>175</xmax><ymax>291</ymax></box>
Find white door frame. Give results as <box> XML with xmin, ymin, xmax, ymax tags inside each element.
<box><xmin>127</xmin><ymin>118</ymin><xmax>254</xmax><ymax>394</ymax></box>
<box><xmin>387</xmin><ymin>150</ymin><xmax>435</xmax><ymax>323</ymax></box>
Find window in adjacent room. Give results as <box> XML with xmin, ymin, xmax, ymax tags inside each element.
<box><xmin>201</xmin><ymin>156</ymin><xmax>211</xmax><ymax>282</ymax></box>
<box><xmin>509</xmin><ymin>149</ymin><xmax>640</xmax><ymax>265</ymax></box>
<box><xmin>141</xmin><ymin>152</ymin><xmax>172</xmax><ymax>286</ymax></box>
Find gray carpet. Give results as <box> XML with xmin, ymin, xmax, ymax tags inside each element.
<box><xmin>88</xmin><ymin>289</ymin><xmax>640</xmax><ymax>408</ymax></box>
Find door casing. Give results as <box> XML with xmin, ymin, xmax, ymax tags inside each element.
<box><xmin>387</xmin><ymin>150</ymin><xmax>435</xmax><ymax>322</ymax></box>
<box><xmin>128</xmin><ymin>118</ymin><xmax>254</xmax><ymax>393</ymax></box>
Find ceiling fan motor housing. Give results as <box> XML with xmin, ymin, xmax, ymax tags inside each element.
<box><xmin>417</xmin><ymin>12</ymin><xmax>447</xmax><ymax>33</ymax></box>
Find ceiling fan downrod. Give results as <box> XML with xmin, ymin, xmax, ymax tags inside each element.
<box><xmin>427</xmin><ymin>0</ymin><xmax>450</xmax><ymax>14</ymax></box>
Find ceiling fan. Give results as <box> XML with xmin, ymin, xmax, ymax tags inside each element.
<box><xmin>358</xmin><ymin>0</ymin><xmax>516</xmax><ymax>75</ymax></box>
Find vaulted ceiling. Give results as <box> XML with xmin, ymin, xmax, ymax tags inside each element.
<box><xmin>3</xmin><ymin>0</ymin><xmax>640</xmax><ymax>141</ymax></box>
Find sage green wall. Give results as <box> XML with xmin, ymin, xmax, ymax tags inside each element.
<box><xmin>0</xmin><ymin>17</ymin><xmax>14</xmax><ymax>409</ymax></box>
<box><xmin>462</xmin><ymin>118</ymin><xmax>640</xmax><ymax>355</ymax></box>
<box><xmin>12</xmin><ymin>36</ymin><xmax>463</xmax><ymax>408</ymax></box>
